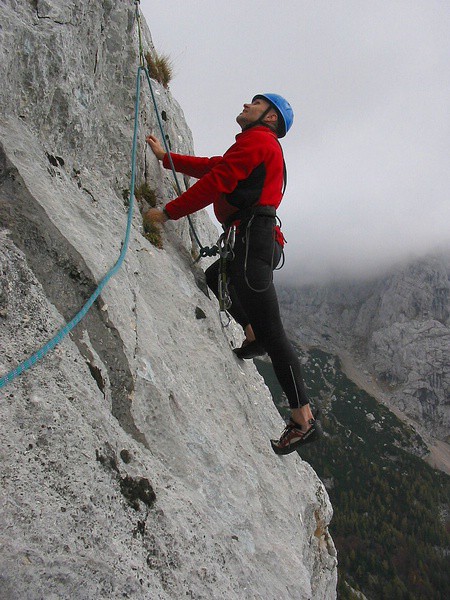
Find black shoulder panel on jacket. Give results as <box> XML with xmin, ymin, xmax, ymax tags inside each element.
<box><xmin>225</xmin><ymin>162</ymin><xmax>266</xmax><ymax>210</ymax></box>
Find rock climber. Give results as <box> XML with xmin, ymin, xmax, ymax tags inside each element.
<box><xmin>143</xmin><ymin>94</ymin><xmax>320</xmax><ymax>455</ymax></box>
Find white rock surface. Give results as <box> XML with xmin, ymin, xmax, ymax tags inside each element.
<box><xmin>0</xmin><ymin>1</ymin><xmax>336</xmax><ymax>598</ymax></box>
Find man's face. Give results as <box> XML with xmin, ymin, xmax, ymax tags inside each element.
<box><xmin>236</xmin><ymin>98</ymin><xmax>277</xmax><ymax>129</ymax></box>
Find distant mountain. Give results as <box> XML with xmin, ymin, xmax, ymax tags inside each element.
<box><xmin>255</xmin><ymin>346</ymin><xmax>450</xmax><ymax>600</ymax></box>
<box><xmin>278</xmin><ymin>253</ymin><xmax>450</xmax><ymax>444</ymax></box>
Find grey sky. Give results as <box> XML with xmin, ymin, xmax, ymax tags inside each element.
<box><xmin>140</xmin><ymin>0</ymin><xmax>450</xmax><ymax>284</ymax></box>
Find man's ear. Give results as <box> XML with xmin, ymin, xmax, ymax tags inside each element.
<box><xmin>263</xmin><ymin>110</ymin><xmax>278</xmax><ymax>127</ymax></box>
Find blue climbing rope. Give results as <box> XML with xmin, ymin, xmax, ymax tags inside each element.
<box><xmin>0</xmin><ymin>67</ymin><xmax>143</xmax><ymax>390</ymax></box>
<box><xmin>142</xmin><ymin>68</ymin><xmax>218</xmax><ymax>259</ymax></box>
<box><xmin>135</xmin><ymin>0</ymin><xmax>215</xmax><ymax>257</ymax></box>
<box><xmin>0</xmin><ymin>1</ymin><xmax>217</xmax><ymax>390</ymax></box>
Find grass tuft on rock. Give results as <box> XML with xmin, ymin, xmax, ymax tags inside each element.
<box><xmin>143</xmin><ymin>220</ymin><xmax>163</xmax><ymax>249</ymax></box>
<box><xmin>135</xmin><ymin>182</ymin><xmax>157</xmax><ymax>207</ymax></box>
<box><xmin>145</xmin><ymin>50</ymin><xmax>173</xmax><ymax>88</ymax></box>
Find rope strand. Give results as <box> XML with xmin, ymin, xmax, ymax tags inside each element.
<box><xmin>141</xmin><ymin>68</ymin><xmax>218</xmax><ymax>259</ymax></box>
<box><xmin>134</xmin><ymin>1</ymin><xmax>145</xmax><ymax>67</ymax></box>
<box><xmin>0</xmin><ymin>67</ymin><xmax>143</xmax><ymax>390</ymax></box>
<box><xmin>0</xmin><ymin>2</ymin><xmax>217</xmax><ymax>389</ymax></box>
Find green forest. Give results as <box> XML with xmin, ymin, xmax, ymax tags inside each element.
<box><xmin>255</xmin><ymin>347</ymin><xmax>450</xmax><ymax>600</ymax></box>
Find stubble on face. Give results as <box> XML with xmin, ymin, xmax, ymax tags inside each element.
<box><xmin>236</xmin><ymin>111</ymin><xmax>248</xmax><ymax>128</ymax></box>
<box><xmin>236</xmin><ymin>99</ymin><xmax>271</xmax><ymax>129</ymax></box>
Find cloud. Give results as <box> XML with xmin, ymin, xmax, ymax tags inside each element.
<box><xmin>141</xmin><ymin>0</ymin><xmax>450</xmax><ymax>284</ymax></box>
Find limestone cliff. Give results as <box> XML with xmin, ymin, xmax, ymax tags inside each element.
<box><xmin>279</xmin><ymin>253</ymin><xmax>450</xmax><ymax>446</ymax></box>
<box><xmin>0</xmin><ymin>1</ymin><xmax>336</xmax><ymax>598</ymax></box>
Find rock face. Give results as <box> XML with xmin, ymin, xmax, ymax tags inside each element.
<box><xmin>279</xmin><ymin>254</ymin><xmax>450</xmax><ymax>443</ymax></box>
<box><xmin>0</xmin><ymin>1</ymin><xmax>336</xmax><ymax>598</ymax></box>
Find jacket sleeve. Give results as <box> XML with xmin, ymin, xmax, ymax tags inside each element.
<box><xmin>162</xmin><ymin>153</ymin><xmax>222</xmax><ymax>179</ymax></box>
<box><xmin>164</xmin><ymin>135</ymin><xmax>266</xmax><ymax>220</ymax></box>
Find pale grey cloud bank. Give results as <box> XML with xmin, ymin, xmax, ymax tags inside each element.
<box><xmin>141</xmin><ymin>0</ymin><xmax>450</xmax><ymax>284</ymax></box>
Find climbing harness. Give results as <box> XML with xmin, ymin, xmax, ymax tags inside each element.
<box><xmin>215</xmin><ymin>206</ymin><xmax>286</xmax><ymax>326</ymax></box>
<box><xmin>0</xmin><ymin>1</ymin><xmax>214</xmax><ymax>390</ymax></box>
<box><xmin>243</xmin><ymin>211</ymin><xmax>286</xmax><ymax>293</ymax></box>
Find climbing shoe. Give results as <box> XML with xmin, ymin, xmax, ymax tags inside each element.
<box><xmin>270</xmin><ymin>412</ymin><xmax>321</xmax><ymax>456</ymax></box>
<box><xmin>233</xmin><ymin>339</ymin><xmax>266</xmax><ymax>360</ymax></box>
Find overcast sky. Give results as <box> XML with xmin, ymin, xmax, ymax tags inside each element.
<box><xmin>140</xmin><ymin>0</ymin><xmax>450</xmax><ymax>284</ymax></box>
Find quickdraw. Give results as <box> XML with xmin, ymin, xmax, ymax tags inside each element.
<box><xmin>217</xmin><ymin>225</ymin><xmax>236</xmax><ymax>326</ymax></box>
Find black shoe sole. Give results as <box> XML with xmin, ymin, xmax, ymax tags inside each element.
<box><xmin>233</xmin><ymin>341</ymin><xmax>266</xmax><ymax>360</ymax></box>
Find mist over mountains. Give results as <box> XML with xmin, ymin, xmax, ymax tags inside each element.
<box><xmin>276</xmin><ymin>242</ymin><xmax>450</xmax><ymax>288</ymax></box>
<box><xmin>278</xmin><ymin>250</ymin><xmax>450</xmax><ymax>445</ymax></box>
<box><xmin>142</xmin><ymin>0</ymin><xmax>450</xmax><ymax>291</ymax></box>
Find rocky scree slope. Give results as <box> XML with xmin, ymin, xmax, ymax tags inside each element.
<box><xmin>0</xmin><ymin>1</ymin><xmax>336</xmax><ymax>598</ymax></box>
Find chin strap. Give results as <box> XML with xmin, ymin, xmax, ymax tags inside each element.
<box><xmin>242</xmin><ymin>106</ymin><xmax>274</xmax><ymax>133</ymax></box>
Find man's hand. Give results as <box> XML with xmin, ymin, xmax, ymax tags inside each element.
<box><xmin>143</xmin><ymin>208</ymin><xmax>168</xmax><ymax>229</ymax></box>
<box><xmin>146</xmin><ymin>135</ymin><xmax>166</xmax><ymax>161</ymax></box>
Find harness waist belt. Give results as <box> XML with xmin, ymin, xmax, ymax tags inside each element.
<box><xmin>224</xmin><ymin>205</ymin><xmax>276</xmax><ymax>229</ymax></box>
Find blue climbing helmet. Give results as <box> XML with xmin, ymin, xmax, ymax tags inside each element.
<box><xmin>252</xmin><ymin>93</ymin><xmax>294</xmax><ymax>137</ymax></box>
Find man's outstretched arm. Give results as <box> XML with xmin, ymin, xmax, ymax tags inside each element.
<box><xmin>146</xmin><ymin>134</ymin><xmax>222</xmax><ymax>179</ymax></box>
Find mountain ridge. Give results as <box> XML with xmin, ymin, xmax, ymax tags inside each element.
<box><xmin>278</xmin><ymin>251</ymin><xmax>450</xmax><ymax>452</ymax></box>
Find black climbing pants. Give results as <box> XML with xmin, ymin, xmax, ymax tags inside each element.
<box><xmin>205</xmin><ymin>215</ymin><xmax>309</xmax><ymax>409</ymax></box>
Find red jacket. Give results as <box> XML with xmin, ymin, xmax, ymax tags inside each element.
<box><xmin>162</xmin><ymin>126</ymin><xmax>285</xmax><ymax>225</ymax></box>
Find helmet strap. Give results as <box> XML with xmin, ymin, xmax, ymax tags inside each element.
<box><xmin>242</xmin><ymin>106</ymin><xmax>275</xmax><ymax>133</ymax></box>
